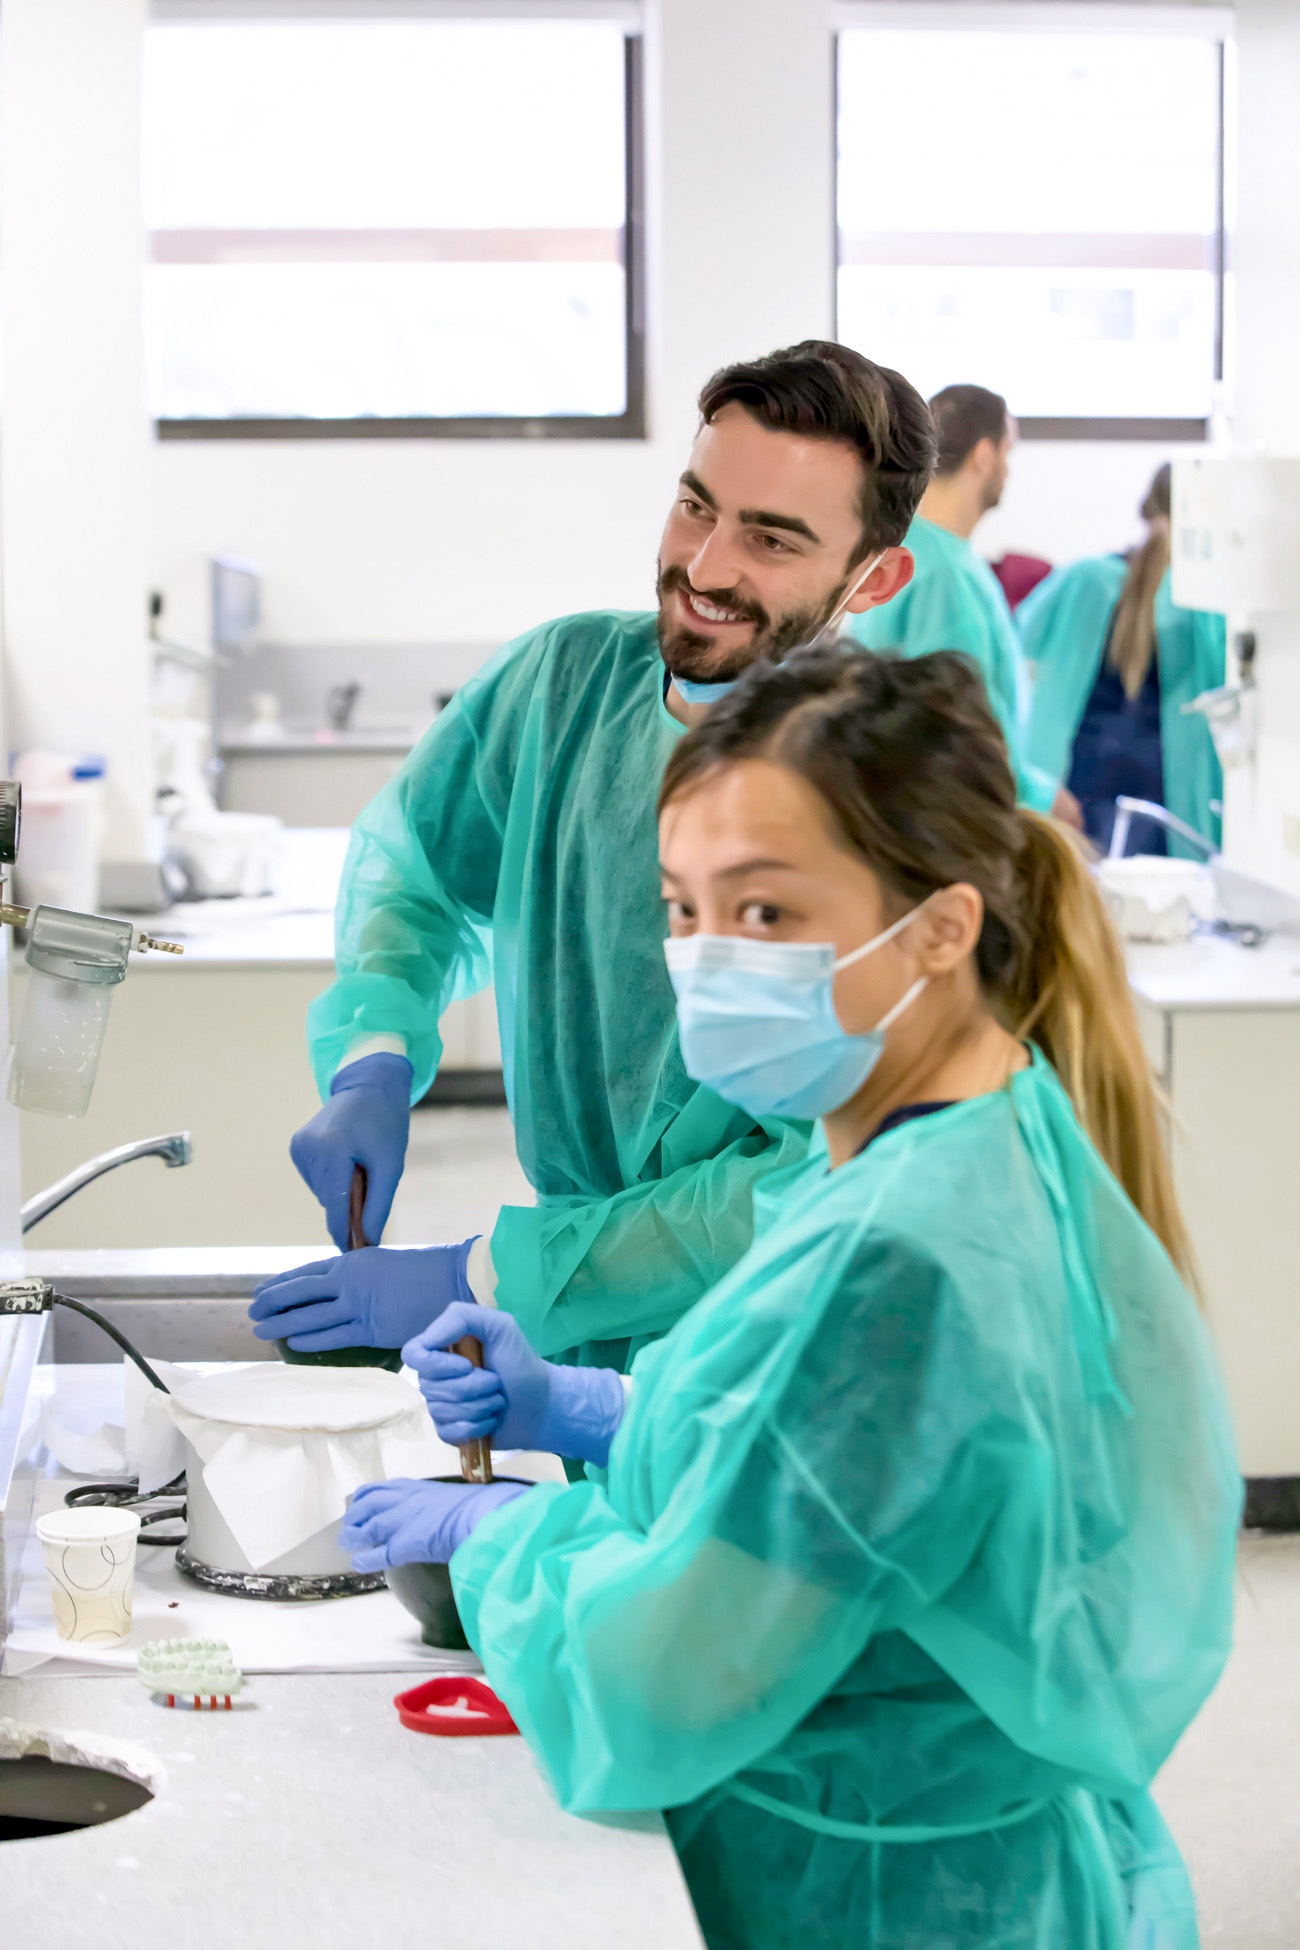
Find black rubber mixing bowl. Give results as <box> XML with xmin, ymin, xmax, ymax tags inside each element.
<box><xmin>384</xmin><ymin>1477</ymin><xmax>527</xmax><ymax>1651</ymax></box>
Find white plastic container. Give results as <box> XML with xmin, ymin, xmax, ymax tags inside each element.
<box><xmin>1095</xmin><ymin>856</ymin><xmax>1212</xmax><ymax>944</ymax></box>
<box><xmin>36</xmin><ymin>1505</ymin><xmax>141</xmax><ymax>1643</ymax></box>
<box><xmin>12</xmin><ymin>753</ymin><xmax>106</xmax><ymax>914</ymax></box>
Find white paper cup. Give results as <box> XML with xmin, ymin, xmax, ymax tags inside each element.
<box><xmin>36</xmin><ymin>1506</ymin><xmax>141</xmax><ymax>1644</ymax></box>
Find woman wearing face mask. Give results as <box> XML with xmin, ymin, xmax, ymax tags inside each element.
<box><xmin>342</xmin><ymin>651</ymin><xmax>1239</xmax><ymax>1950</ymax></box>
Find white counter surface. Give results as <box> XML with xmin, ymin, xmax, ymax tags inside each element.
<box><xmin>0</xmin><ymin>1671</ymin><xmax>703</xmax><ymax>1949</ymax></box>
<box><xmin>0</xmin><ymin>1357</ymin><xmax>703</xmax><ymax>1946</ymax></box>
<box><xmin>118</xmin><ymin>827</ymin><xmax>346</xmax><ymax>970</ymax></box>
<box><xmin>1125</xmin><ymin>929</ymin><xmax>1300</xmax><ymax>1012</ymax></box>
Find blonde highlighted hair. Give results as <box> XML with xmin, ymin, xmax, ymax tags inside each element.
<box><xmin>659</xmin><ymin>648</ymin><xmax>1193</xmax><ymax>1279</ymax></box>
<box><xmin>1108</xmin><ymin>463</ymin><xmax>1171</xmax><ymax>700</ymax></box>
<box><xmin>1006</xmin><ymin>810</ymin><xmax>1193</xmax><ymax>1279</ymax></box>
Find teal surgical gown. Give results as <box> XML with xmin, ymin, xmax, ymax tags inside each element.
<box><xmin>452</xmin><ymin>1053</ymin><xmax>1241</xmax><ymax>1949</ymax></box>
<box><xmin>1022</xmin><ymin>559</ymin><xmax>1226</xmax><ymax>858</ymax></box>
<box><xmin>306</xmin><ymin>611</ymin><xmax>809</xmax><ymax>1371</ymax></box>
<box><xmin>846</xmin><ymin>514</ymin><xmax>1057</xmax><ymax>813</ymax></box>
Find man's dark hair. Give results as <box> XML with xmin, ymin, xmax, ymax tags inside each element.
<box><xmin>697</xmin><ymin>340</ymin><xmax>936</xmax><ymax>564</ymax></box>
<box><xmin>928</xmin><ymin>384</ymin><xmax>1009</xmax><ymax>477</ymax></box>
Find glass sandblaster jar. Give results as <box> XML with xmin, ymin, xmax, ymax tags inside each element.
<box><xmin>8</xmin><ymin>907</ymin><xmax>133</xmax><ymax>1118</ymax></box>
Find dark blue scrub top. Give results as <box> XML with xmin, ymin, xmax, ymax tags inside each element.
<box><xmin>1067</xmin><ymin>574</ymin><xmax>1165</xmax><ymax>856</ymax></box>
<box><xmin>856</xmin><ymin>1101</ymin><xmax>956</xmax><ymax>1157</ymax></box>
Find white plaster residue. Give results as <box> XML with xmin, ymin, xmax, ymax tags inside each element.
<box><xmin>0</xmin><ymin>1716</ymin><xmax>166</xmax><ymax>1797</ymax></box>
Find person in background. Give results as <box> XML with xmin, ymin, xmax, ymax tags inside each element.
<box><xmin>990</xmin><ymin>549</ymin><xmax>1053</xmax><ymax>611</ymax></box>
<box><xmin>1022</xmin><ymin>464</ymin><xmax>1226</xmax><ymax>858</ymax></box>
<box><xmin>249</xmin><ymin>342</ymin><xmax>934</xmax><ymax>1390</ymax></box>
<box><xmin>846</xmin><ymin>383</ymin><xmax>1080</xmax><ymax>827</ymax></box>
<box><xmin>343</xmin><ymin>649</ymin><xmax>1238</xmax><ymax>1950</ymax></box>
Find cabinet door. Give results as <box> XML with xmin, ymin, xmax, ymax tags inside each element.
<box><xmin>1169</xmin><ymin>1008</ymin><xmax>1300</xmax><ymax>1477</ymax></box>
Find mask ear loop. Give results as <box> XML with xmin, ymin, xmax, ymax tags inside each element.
<box><xmin>832</xmin><ymin>898</ymin><xmax>927</xmax><ymax>972</ymax></box>
<box><xmin>874</xmin><ymin>975</ymin><xmax>928</xmax><ymax>1034</ymax></box>
<box><xmin>832</xmin><ymin>900</ymin><xmax>931</xmax><ymax>1035</ymax></box>
<box><xmin>812</xmin><ymin>548</ymin><xmax>889</xmax><ymax>648</ymax></box>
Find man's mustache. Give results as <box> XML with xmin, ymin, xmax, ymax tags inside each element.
<box><xmin>657</xmin><ymin>563</ymin><xmax>768</xmax><ymax>630</ymax></box>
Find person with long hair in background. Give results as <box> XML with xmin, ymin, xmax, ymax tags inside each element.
<box><xmin>343</xmin><ymin>650</ymin><xmax>1239</xmax><ymax>1950</ymax></box>
<box><xmin>1022</xmin><ymin>463</ymin><xmax>1226</xmax><ymax>857</ymax></box>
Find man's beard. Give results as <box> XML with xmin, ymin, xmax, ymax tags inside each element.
<box><xmin>655</xmin><ymin>561</ymin><xmax>849</xmax><ymax>685</ymax></box>
<box><xmin>981</xmin><ymin>465</ymin><xmax>1007</xmax><ymax>514</ymax></box>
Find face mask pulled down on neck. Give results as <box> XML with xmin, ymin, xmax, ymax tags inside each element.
<box><xmin>664</xmin><ymin>903</ymin><xmax>929</xmax><ymax>1122</ymax></box>
<box><xmin>669</xmin><ymin>550</ymin><xmax>889</xmax><ymax>708</ymax></box>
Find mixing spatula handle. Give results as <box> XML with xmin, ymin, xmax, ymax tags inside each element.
<box><xmin>348</xmin><ymin>1166</ymin><xmax>369</xmax><ymax>1252</ymax></box>
<box><xmin>451</xmin><ymin>1335</ymin><xmax>495</xmax><ymax>1484</ymax></box>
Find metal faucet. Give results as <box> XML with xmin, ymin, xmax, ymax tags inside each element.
<box><xmin>1108</xmin><ymin>797</ymin><xmax>1219</xmax><ymax>863</ymax></box>
<box><xmin>21</xmin><ymin>1132</ymin><xmax>193</xmax><ymax>1235</ymax></box>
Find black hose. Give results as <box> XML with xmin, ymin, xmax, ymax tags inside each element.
<box><xmin>49</xmin><ymin>1299</ymin><xmax>184</xmax><ymax>1538</ymax></box>
<box><xmin>64</xmin><ymin>1473</ymin><xmax>187</xmax><ymax>1543</ymax></box>
<box><xmin>50</xmin><ymin>1294</ymin><xmax>171</xmax><ymax>1393</ymax></box>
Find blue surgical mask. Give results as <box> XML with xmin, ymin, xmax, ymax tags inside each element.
<box><xmin>667</xmin><ymin>550</ymin><xmax>889</xmax><ymax>711</ymax></box>
<box><xmin>663</xmin><ymin>905</ymin><xmax>928</xmax><ymax>1120</ymax></box>
<box><xmin>673</xmin><ymin>673</ymin><xmax>739</xmax><ymax>705</ymax></box>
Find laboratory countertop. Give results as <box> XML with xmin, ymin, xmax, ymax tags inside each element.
<box><xmin>97</xmin><ymin>827</ymin><xmax>347</xmax><ymax>971</ymax></box>
<box><xmin>1</xmin><ymin>1358</ymin><xmax>703</xmax><ymax>1945</ymax></box>
<box><xmin>0</xmin><ymin>1671</ymin><xmax>703</xmax><ymax>1950</ymax></box>
<box><xmin>83</xmin><ymin>824</ymin><xmax>1300</xmax><ymax>1004</ymax></box>
<box><xmin>1125</xmin><ymin>929</ymin><xmax>1300</xmax><ymax>1012</ymax></box>
<box><xmin>19</xmin><ymin>1247</ymin><xmax>323</xmax><ymax>1296</ymax></box>
<box><xmin>221</xmin><ymin>729</ymin><xmax>420</xmax><ymax>755</ymax></box>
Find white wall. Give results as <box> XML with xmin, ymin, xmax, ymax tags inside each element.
<box><xmin>1219</xmin><ymin>0</ymin><xmax>1300</xmax><ymax>895</ymax></box>
<box><xmin>2</xmin><ymin>0</ymin><xmax>1220</xmax><ymax>741</ymax></box>
<box><xmin>0</xmin><ymin>0</ymin><xmax>155</xmax><ymax>863</ymax></box>
<box><xmin>153</xmin><ymin>0</ymin><xmax>839</xmax><ymax>654</ymax></box>
<box><xmin>149</xmin><ymin>0</ymin><xmax>1162</xmax><ymax>661</ymax></box>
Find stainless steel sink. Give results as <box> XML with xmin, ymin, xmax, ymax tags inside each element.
<box><xmin>20</xmin><ymin>1250</ymin><xmax>315</xmax><ymax>1363</ymax></box>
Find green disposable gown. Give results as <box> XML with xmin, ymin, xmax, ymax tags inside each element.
<box><xmin>306</xmin><ymin>611</ymin><xmax>809</xmax><ymax>1371</ymax></box>
<box><xmin>846</xmin><ymin>514</ymin><xmax>1057</xmax><ymax>812</ymax></box>
<box><xmin>452</xmin><ymin>1053</ymin><xmax>1240</xmax><ymax>1948</ymax></box>
<box><xmin>1022</xmin><ymin>560</ymin><xmax>1226</xmax><ymax>858</ymax></box>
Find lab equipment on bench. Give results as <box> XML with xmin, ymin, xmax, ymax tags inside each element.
<box><xmin>166</xmin><ymin>1363</ymin><xmax>449</xmax><ymax>1599</ymax></box>
<box><xmin>0</xmin><ymin>779</ymin><xmax>183</xmax><ymax>1118</ymax></box>
<box><xmin>0</xmin><ymin>1277</ymin><xmax>446</xmax><ymax>1604</ymax></box>
<box><xmin>1095</xmin><ymin>855</ymin><xmax>1211</xmax><ymax>944</ymax></box>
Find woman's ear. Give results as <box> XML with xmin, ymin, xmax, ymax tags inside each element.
<box><xmin>914</xmin><ymin>884</ymin><xmax>984</xmax><ymax>973</ymax></box>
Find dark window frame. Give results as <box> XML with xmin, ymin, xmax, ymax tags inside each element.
<box><xmin>831</xmin><ymin>30</ymin><xmax>1227</xmax><ymax>444</ymax></box>
<box><xmin>155</xmin><ymin>30</ymin><xmax>646</xmax><ymax>442</ymax></box>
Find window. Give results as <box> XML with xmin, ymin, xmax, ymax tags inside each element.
<box><xmin>836</xmin><ymin>11</ymin><xmax>1227</xmax><ymax>436</ymax></box>
<box><xmin>144</xmin><ymin>8</ymin><xmax>644</xmax><ymax>437</ymax></box>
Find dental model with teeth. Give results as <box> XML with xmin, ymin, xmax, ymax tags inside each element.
<box><xmin>278</xmin><ymin>342</ymin><xmax>935</xmax><ymax>1404</ymax></box>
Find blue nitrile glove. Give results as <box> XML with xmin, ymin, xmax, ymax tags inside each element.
<box><xmin>249</xmin><ymin>1241</ymin><xmax>477</xmax><ymax>1353</ymax></box>
<box><xmin>340</xmin><ymin>1476</ymin><xmax>530</xmax><ymax>1570</ymax></box>
<box><xmin>403</xmin><ymin>1303</ymin><xmax>627</xmax><ymax>1467</ymax></box>
<box><xmin>290</xmin><ymin>1052</ymin><xmax>414</xmax><ymax>1250</ymax></box>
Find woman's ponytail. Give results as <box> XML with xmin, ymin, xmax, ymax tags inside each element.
<box><xmin>1003</xmin><ymin>811</ymin><xmax>1195</xmax><ymax>1282</ymax></box>
<box><xmin>1108</xmin><ymin>463</ymin><xmax>1172</xmax><ymax>700</ymax></box>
